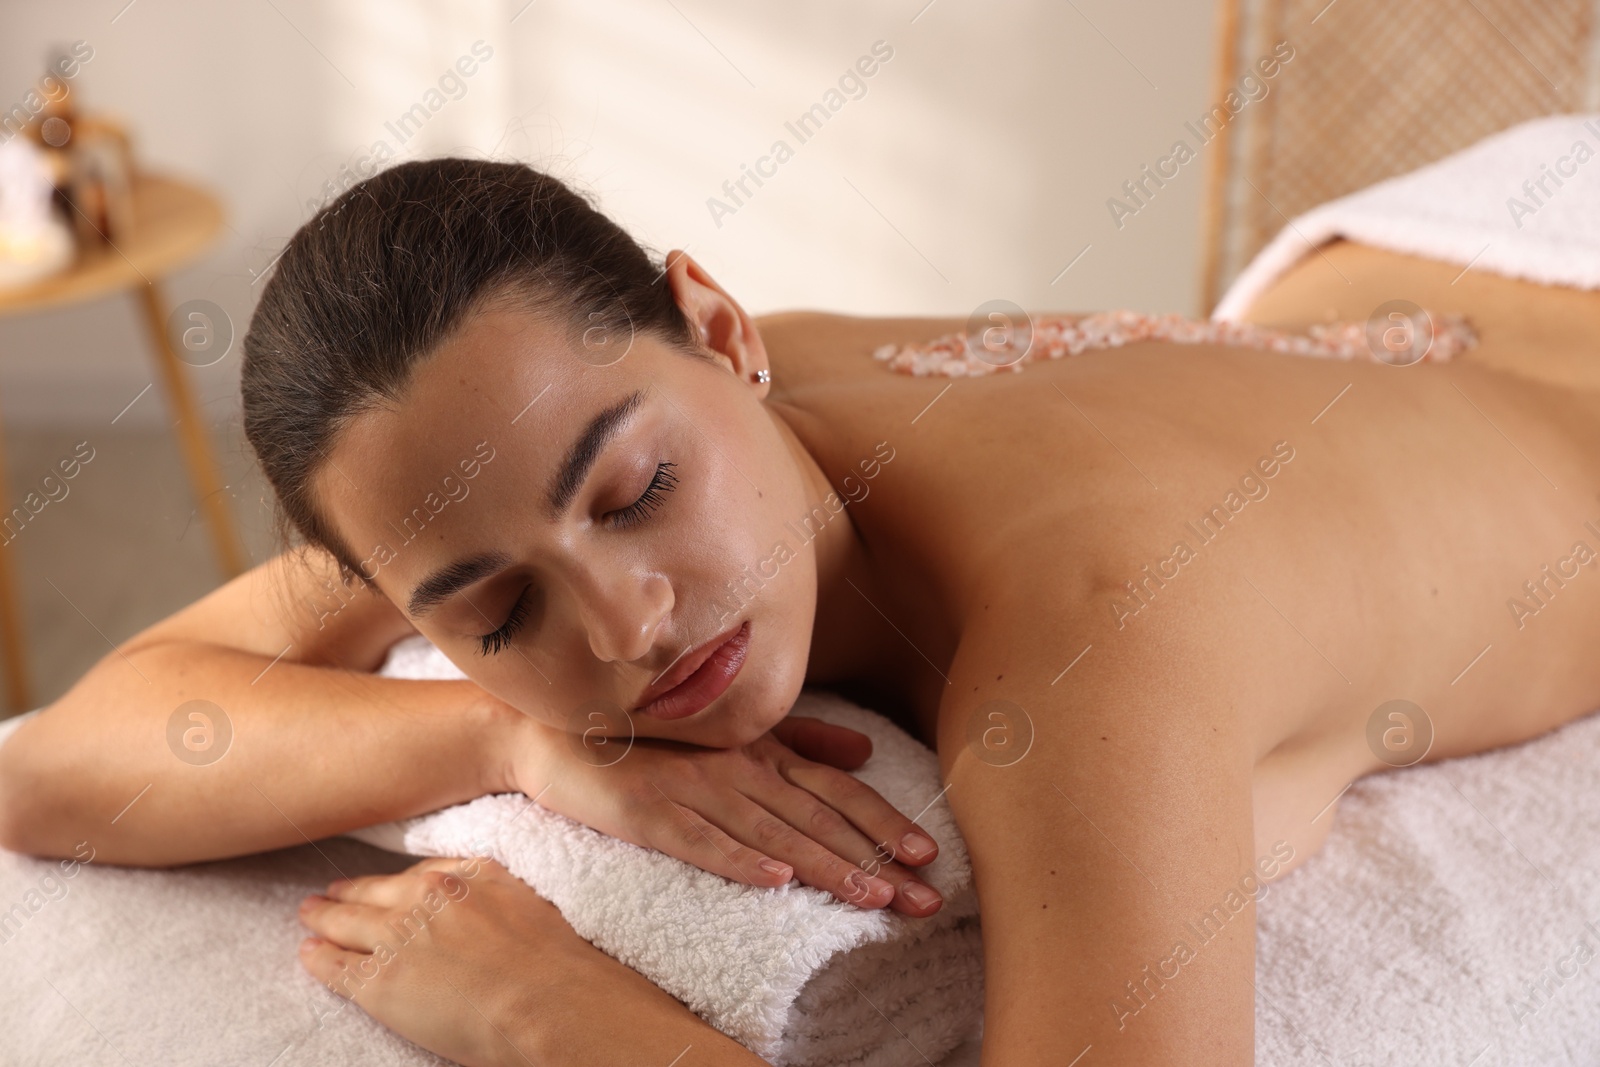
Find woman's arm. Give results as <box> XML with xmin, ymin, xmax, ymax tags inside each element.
<box><xmin>0</xmin><ymin>548</ymin><xmax>946</xmax><ymax>916</ymax></box>
<box><xmin>937</xmin><ymin>596</ymin><xmax>1261</xmax><ymax>1067</ymax></box>
<box><xmin>0</xmin><ymin>549</ymin><xmax>521</xmax><ymax>865</ymax></box>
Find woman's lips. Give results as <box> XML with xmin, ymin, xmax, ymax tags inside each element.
<box><xmin>635</xmin><ymin>621</ymin><xmax>750</xmax><ymax>720</ymax></box>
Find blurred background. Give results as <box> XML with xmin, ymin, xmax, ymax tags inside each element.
<box><xmin>0</xmin><ymin>0</ymin><xmax>1592</xmax><ymax>712</ymax></box>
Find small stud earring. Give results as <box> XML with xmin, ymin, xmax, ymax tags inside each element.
<box><xmin>755</xmin><ymin>368</ymin><xmax>771</xmax><ymax>384</ymax></box>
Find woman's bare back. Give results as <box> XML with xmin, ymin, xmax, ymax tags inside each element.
<box><xmin>758</xmin><ymin>307</ymin><xmax>1600</xmax><ymax>1063</ymax></box>
<box><xmin>765</xmin><ymin>308</ymin><xmax>1600</xmax><ymax>758</ymax></box>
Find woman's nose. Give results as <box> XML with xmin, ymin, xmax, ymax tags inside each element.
<box><xmin>577</xmin><ymin>569</ymin><xmax>673</xmax><ymax>664</ymax></box>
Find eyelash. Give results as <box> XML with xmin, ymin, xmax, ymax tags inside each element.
<box><xmin>477</xmin><ymin>585</ymin><xmax>533</xmax><ymax>657</ymax></box>
<box><xmin>606</xmin><ymin>460</ymin><xmax>679</xmax><ymax>529</ymax></box>
<box><xmin>474</xmin><ymin>460</ymin><xmax>679</xmax><ymax>657</ymax></box>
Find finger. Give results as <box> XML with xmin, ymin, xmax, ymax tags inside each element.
<box><xmin>769</xmin><ymin>717</ymin><xmax>873</xmax><ymax>770</ymax></box>
<box><xmin>327</xmin><ymin>871</ymin><xmax>479</xmax><ymax>908</ymax></box>
<box><xmin>324</xmin><ymin>873</ymin><xmax>413</xmax><ymax>907</ymax></box>
<box><xmin>748</xmin><ymin>779</ymin><xmax>944</xmax><ymax>917</ymax></box>
<box><xmin>298</xmin><ymin>895</ymin><xmax>392</xmax><ymax>952</ymax></box>
<box><xmin>298</xmin><ymin>936</ymin><xmax>375</xmax><ymax>1003</ymax></box>
<box><xmin>637</xmin><ymin>793</ymin><xmax>797</xmax><ymax>889</ymax></box>
<box><xmin>704</xmin><ymin>791</ymin><xmax>898</xmax><ymax>910</ymax></box>
<box><xmin>407</xmin><ymin>856</ymin><xmax>484</xmax><ymax>876</ymax></box>
<box><xmin>783</xmin><ymin>761</ymin><xmax>940</xmax><ymax>868</ymax></box>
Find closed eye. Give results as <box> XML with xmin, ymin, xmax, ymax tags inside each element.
<box><xmin>605</xmin><ymin>460</ymin><xmax>678</xmax><ymax>529</ymax></box>
<box><xmin>477</xmin><ymin>583</ymin><xmax>535</xmax><ymax>657</ymax></box>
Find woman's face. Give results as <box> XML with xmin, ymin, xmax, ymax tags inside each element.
<box><xmin>312</xmin><ymin>262</ymin><xmax>822</xmax><ymax>749</ymax></box>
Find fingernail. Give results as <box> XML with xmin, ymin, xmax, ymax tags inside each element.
<box><xmin>758</xmin><ymin>858</ymin><xmax>792</xmax><ymax>879</ymax></box>
<box><xmin>300</xmin><ymin>937</ymin><xmax>322</xmax><ymax>950</ymax></box>
<box><xmin>899</xmin><ymin>831</ymin><xmax>936</xmax><ymax>860</ymax></box>
<box><xmin>845</xmin><ymin>870</ymin><xmax>893</xmax><ymax>901</ymax></box>
<box><xmin>900</xmin><ymin>881</ymin><xmax>941</xmax><ymax>910</ymax></box>
<box><xmin>327</xmin><ymin>879</ymin><xmax>351</xmax><ymax>895</ymax></box>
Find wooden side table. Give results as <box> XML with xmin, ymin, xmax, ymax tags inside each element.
<box><xmin>0</xmin><ymin>172</ymin><xmax>248</xmax><ymax>712</ymax></box>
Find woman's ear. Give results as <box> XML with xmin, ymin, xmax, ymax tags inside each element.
<box><xmin>664</xmin><ymin>249</ymin><xmax>772</xmax><ymax>395</ymax></box>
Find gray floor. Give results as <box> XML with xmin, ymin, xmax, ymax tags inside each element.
<box><xmin>0</xmin><ymin>418</ymin><xmax>277</xmax><ymax>717</ymax></box>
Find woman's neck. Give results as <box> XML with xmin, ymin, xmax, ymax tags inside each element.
<box><xmin>765</xmin><ymin>400</ymin><xmax>905</xmax><ymax>689</ymax></box>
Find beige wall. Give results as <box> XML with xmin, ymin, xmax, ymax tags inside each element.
<box><xmin>0</xmin><ymin>0</ymin><xmax>1218</xmax><ymax>427</ymax></box>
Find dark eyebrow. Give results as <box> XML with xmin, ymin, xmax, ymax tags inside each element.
<box><xmin>407</xmin><ymin>551</ymin><xmax>512</xmax><ymax>618</ymax></box>
<box><xmin>404</xmin><ymin>387</ymin><xmax>649</xmax><ymax>619</ymax></box>
<box><xmin>544</xmin><ymin>387</ymin><xmax>649</xmax><ymax>520</ymax></box>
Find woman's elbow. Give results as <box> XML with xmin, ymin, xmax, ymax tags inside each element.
<box><xmin>0</xmin><ymin>804</ymin><xmax>97</xmax><ymax>872</ymax></box>
<box><xmin>0</xmin><ymin>813</ymin><xmax>55</xmax><ymax>858</ymax></box>
<box><xmin>0</xmin><ymin>797</ymin><xmax>50</xmax><ymax>858</ymax></box>
<box><xmin>0</xmin><ymin>789</ymin><xmax>102</xmax><ymax>863</ymax></box>
<box><xmin>0</xmin><ymin>739</ymin><xmax>74</xmax><ymax>859</ymax></box>
<box><xmin>0</xmin><ymin>772</ymin><xmax>48</xmax><ymax>856</ymax></box>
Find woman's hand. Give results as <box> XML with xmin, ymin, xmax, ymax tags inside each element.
<box><xmin>501</xmin><ymin>711</ymin><xmax>944</xmax><ymax>916</ymax></box>
<box><xmin>298</xmin><ymin>858</ymin><xmax>765</xmax><ymax>1067</ymax></box>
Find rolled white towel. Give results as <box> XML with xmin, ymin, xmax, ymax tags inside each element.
<box><xmin>348</xmin><ymin>634</ymin><xmax>984</xmax><ymax>1067</ymax></box>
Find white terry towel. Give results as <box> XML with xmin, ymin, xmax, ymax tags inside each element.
<box><xmin>347</xmin><ymin>635</ymin><xmax>983</xmax><ymax>1067</ymax></box>
<box><xmin>1212</xmin><ymin>113</ymin><xmax>1600</xmax><ymax>321</ymax></box>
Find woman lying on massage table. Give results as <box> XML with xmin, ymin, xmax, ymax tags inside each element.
<box><xmin>7</xmin><ymin>157</ymin><xmax>1600</xmax><ymax>1067</ymax></box>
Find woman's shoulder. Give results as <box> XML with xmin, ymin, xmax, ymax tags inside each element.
<box><xmin>754</xmin><ymin>310</ymin><xmax>968</xmax><ymax>389</ymax></box>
